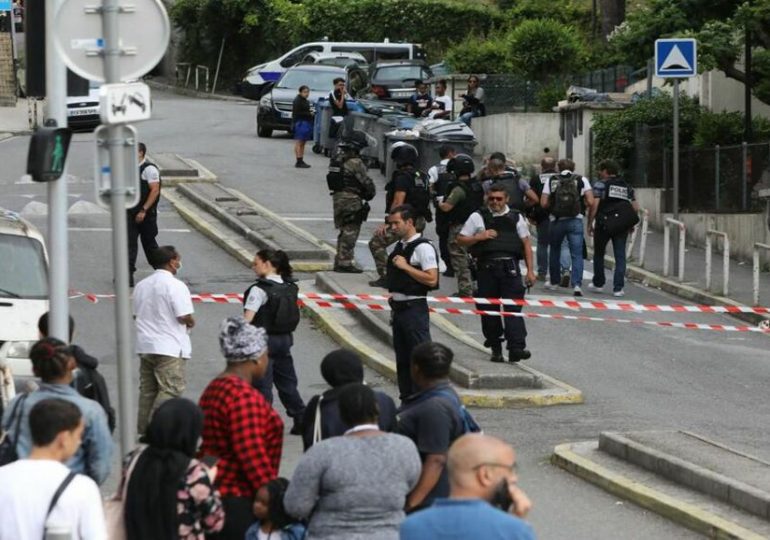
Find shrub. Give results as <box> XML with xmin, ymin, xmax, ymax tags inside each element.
<box><xmin>507</xmin><ymin>18</ymin><xmax>587</xmax><ymax>82</ymax></box>
<box><xmin>445</xmin><ymin>35</ymin><xmax>511</xmax><ymax>74</ymax></box>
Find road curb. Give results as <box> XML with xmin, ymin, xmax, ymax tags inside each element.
<box><xmin>552</xmin><ymin>442</ymin><xmax>766</xmax><ymax>540</ymax></box>
<box><xmin>145</xmin><ymin>79</ymin><xmax>250</xmax><ymax>103</ymax></box>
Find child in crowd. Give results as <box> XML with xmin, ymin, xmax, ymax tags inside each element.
<box><xmin>245</xmin><ymin>478</ymin><xmax>306</xmax><ymax>540</ymax></box>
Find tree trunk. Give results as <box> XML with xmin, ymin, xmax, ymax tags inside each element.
<box><xmin>600</xmin><ymin>0</ymin><xmax>625</xmax><ymax>41</ymax></box>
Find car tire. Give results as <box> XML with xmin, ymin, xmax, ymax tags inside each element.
<box><xmin>257</xmin><ymin>120</ymin><xmax>272</xmax><ymax>138</ymax></box>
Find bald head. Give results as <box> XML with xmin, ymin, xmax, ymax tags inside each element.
<box><xmin>541</xmin><ymin>156</ymin><xmax>557</xmax><ymax>173</ymax></box>
<box><xmin>448</xmin><ymin>434</ymin><xmax>517</xmax><ymax>498</ymax></box>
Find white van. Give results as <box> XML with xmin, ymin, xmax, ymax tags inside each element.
<box><xmin>0</xmin><ymin>209</ymin><xmax>49</xmax><ymax>407</ymax></box>
<box><xmin>240</xmin><ymin>40</ymin><xmax>425</xmax><ymax>99</ymax></box>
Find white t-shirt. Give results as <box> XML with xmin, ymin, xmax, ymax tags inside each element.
<box><xmin>390</xmin><ymin>234</ymin><xmax>438</xmax><ymax>302</ymax></box>
<box><xmin>0</xmin><ymin>460</ymin><xmax>107</xmax><ymax>540</ymax></box>
<box><xmin>428</xmin><ymin>95</ymin><xmax>453</xmax><ymax>118</ymax></box>
<box><xmin>244</xmin><ymin>274</ymin><xmax>283</xmax><ymax>313</ymax></box>
<box><xmin>541</xmin><ymin>171</ymin><xmax>592</xmax><ymax>219</ymax></box>
<box><xmin>460</xmin><ymin>206</ymin><xmax>531</xmax><ymax>239</ymax></box>
<box><xmin>139</xmin><ymin>158</ymin><xmax>160</xmax><ymax>184</ymax></box>
<box><xmin>133</xmin><ymin>269</ymin><xmax>194</xmax><ymax>358</ymax></box>
<box><xmin>427</xmin><ymin>159</ymin><xmax>450</xmax><ymax>186</ymax></box>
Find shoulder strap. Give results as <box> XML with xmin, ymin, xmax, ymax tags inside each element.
<box><xmin>9</xmin><ymin>394</ymin><xmax>29</xmax><ymax>440</ymax></box>
<box><xmin>312</xmin><ymin>395</ymin><xmax>323</xmax><ymax>445</ymax></box>
<box><xmin>119</xmin><ymin>447</ymin><xmax>145</xmax><ymax>500</ymax></box>
<box><xmin>46</xmin><ymin>471</ymin><xmax>77</xmax><ymax>519</ymax></box>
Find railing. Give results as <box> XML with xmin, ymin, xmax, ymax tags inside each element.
<box><xmin>175</xmin><ymin>63</ymin><xmax>210</xmax><ymax>92</ymax></box>
<box><xmin>663</xmin><ymin>217</ymin><xmax>686</xmax><ymax>281</ymax></box>
<box><xmin>705</xmin><ymin>229</ymin><xmax>730</xmax><ymax>296</ymax></box>
<box><xmin>626</xmin><ymin>208</ymin><xmax>649</xmax><ymax>268</ymax></box>
<box><xmin>753</xmin><ymin>243</ymin><xmax>770</xmax><ymax>306</ymax></box>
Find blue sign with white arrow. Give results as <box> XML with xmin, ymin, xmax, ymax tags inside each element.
<box><xmin>0</xmin><ymin>0</ymin><xmax>13</xmax><ymax>11</ymax></box>
<box><xmin>655</xmin><ymin>38</ymin><xmax>697</xmax><ymax>78</ymax></box>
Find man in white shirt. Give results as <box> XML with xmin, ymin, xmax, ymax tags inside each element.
<box><xmin>133</xmin><ymin>245</ymin><xmax>195</xmax><ymax>435</ymax></box>
<box><xmin>426</xmin><ymin>79</ymin><xmax>453</xmax><ymax>119</ymax></box>
<box><xmin>0</xmin><ymin>398</ymin><xmax>107</xmax><ymax>540</ymax></box>
<box><xmin>385</xmin><ymin>204</ymin><xmax>439</xmax><ymax>399</ymax></box>
<box><xmin>540</xmin><ymin>158</ymin><xmax>595</xmax><ymax>297</ymax></box>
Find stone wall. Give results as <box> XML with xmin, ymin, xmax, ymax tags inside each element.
<box><xmin>0</xmin><ymin>33</ymin><xmax>17</xmax><ymax>107</ymax></box>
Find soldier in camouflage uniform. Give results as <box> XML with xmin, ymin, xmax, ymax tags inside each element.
<box><xmin>329</xmin><ymin>131</ymin><xmax>376</xmax><ymax>272</ymax></box>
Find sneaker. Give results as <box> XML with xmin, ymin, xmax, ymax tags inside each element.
<box><xmin>573</xmin><ymin>286</ymin><xmax>583</xmax><ymax>297</ymax></box>
<box><xmin>334</xmin><ymin>264</ymin><xmax>363</xmax><ymax>274</ymax></box>
<box><xmin>613</xmin><ymin>289</ymin><xmax>625</xmax><ymax>297</ymax></box>
<box><xmin>368</xmin><ymin>277</ymin><xmax>387</xmax><ymax>288</ymax></box>
<box><xmin>559</xmin><ymin>273</ymin><xmax>571</xmax><ymax>288</ymax></box>
<box><xmin>508</xmin><ymin>349</ymin><xmax>532</xmax><ymax>362</ymax></box>
<box><xmin>543</xmin><ymin>282</ymin><xmax>558</xmax><ymax>291</ymax></box>
<box><xmin>295</xmin><ymin>160</ymin><xmax>311</xmax><ymax>169</ymax></box>
<box><xmin>536</xmin><ymin>273</ymin><xmax>547</xmax><ymax>282</ymax></box>
<box><xmin>489</xmin><ymin>344</ymin><xmax>504</xmax><ymax>363</ymax></box>
<box><xmin>587</xmin><ymin>283</ymin><xmax>604</xmax><ymax>293</ymax></box>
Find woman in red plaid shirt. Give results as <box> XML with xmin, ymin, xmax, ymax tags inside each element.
<box><xmin>199</xmin><ymin>317</ymin><xmax>284</xmax><ymax>540</ymax></box>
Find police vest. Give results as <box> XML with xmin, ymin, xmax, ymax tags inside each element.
<box><xmin>386</xmin><ymin>237</ymin><xmax>439</xmax><ymax>296</ymax></box>
<box><xmin>327</xmin><ymin>156</ymin><xmax>365</xmax><ymax>196</ymax></box>
<box><xmin>446</xmin><ymin>179</ymin><xmax>484</xmax><ymax>225</ymax></box>
<box><xmin>469</xmin><ymin>208</ymin><xmax>524</xmax><ymax>260</ymax></box>
<box><xmin>600</xmin><ymin>177</ymin><xmax>632</xmax><ymax>206</ymax></box>
<box><xmin>433</xmin><ymin>164</ymin><xmax>454</xmax><ymax>198</ymax></box>
<box><xmin>385</xmin><ymin>168</ymin><xmax>431</xmax><ymax>220</ymax></box>
<box><xmin>496</xmin><ymin>173</ymin><xmax>525</xmax><ymax>211</ymax></box>
<box><xmin>243</xmin><ymin>278</ymin><xmax>301</xmax><ymax>335</ymax></box>
<box><xmin>132</xmin><ymin>161</ymin><xmax>161</xmax><ymax>214</ymax></box>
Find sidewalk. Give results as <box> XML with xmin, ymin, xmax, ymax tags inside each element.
<box><xmin>599</xmin><ymin>222</ymin><xmax>770</xmax><ymax>322</ymax></box>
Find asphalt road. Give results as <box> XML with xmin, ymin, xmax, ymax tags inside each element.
<box><xmin>4</xmin><ymin>90</ymin><xmax>770</xmax><ymax>538</ymax></box>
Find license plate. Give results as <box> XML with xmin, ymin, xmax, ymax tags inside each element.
<box><xmin>281</xmin><ymin>111</ymin><xmax>292</xmax><ymax>119</ymax></box>
<box><xmin>392</xmin><ymin>91</ymin><xmax>412</xmax><ymax>98</ymax></box>
<box><xmin>69</xmin><ymin>108</ymin><xmax>98</xmax><ymax>116</ymax></box>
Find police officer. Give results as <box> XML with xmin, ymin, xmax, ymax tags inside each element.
<box><xmin>529</xmin><ymin>156</ymin><xmax>570</xmax><ymax>284</ymax></box>
<box><xmin>385</xmin><ymin>204</ymin><xmax>439</xmax><ymax>399</ymax></box>
<box><xmin>458</xmin><ymin>183</ymin><xmax>536</xmax><ymax>363</ymax></box>
<box><xmin>482</xmin><ymin>156</ymin><xmax>538</xmax><ymax>212</ymax></box>
<box><xmin>368</xmin><ymin>143</ymin><xmax>432</xmax><ymax>287</ymax></box>
<box><xmin>436</xmin><ymin>153</ymin><xmax>484</xmax><ymax>297</ymax></box>
<box><xmin>587</xmin><ymin>159</ymin><xmax>639</xmax><ymax>297</ymax></box>
<box><xmin>428</xmin><ymin>144</ymin><xmax>458</xmax><ymax>276</ymax></box>
<box><xmin>328</xmin><ymin>130</ymin><xmax>376</xmax><ymax>273</ymax></box>
<box><xmin>127</xmin><ymin>142</ymin><xmax>161</xmax><ymax>287</ymax></box>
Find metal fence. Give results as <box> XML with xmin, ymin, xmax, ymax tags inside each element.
<box><xmin>628</xmin><ymin>125</ymin><xmax>770</xmax><ymax>213</ymax></box>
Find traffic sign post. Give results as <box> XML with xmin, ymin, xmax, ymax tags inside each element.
<box><xmin>656</xmin><ymin>38</ymin><xmax>697</xmax><ymax>276</ymax></box>
<box><xmin>93</xmin><ymin>125</ymin><xmax>140</xmax><ymax>209</ymax></box>
<box><xmin>99</xmin><ymin>82</ymin><xmax>152</xmax><ymax>124</ymax></box>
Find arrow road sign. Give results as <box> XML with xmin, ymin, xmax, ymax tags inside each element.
<box><xmin>99</xmin><ymin>82</ymin><xmax>152</xmax><ymax>124</ymax></box>
<box><xmin>655</xmin><ymin>38</ymin><xmax>697</xmax><ymax>78</ymax></box>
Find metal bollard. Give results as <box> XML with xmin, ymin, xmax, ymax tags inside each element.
<box><xmin>705</xmin><ymin>229</ymin><xmax>730</xmax><ymax>296</ymax></box>
<box><xmin>663</xmin><ymin>217</ymin><xmax>686</xmax><ymax>281</ymax></box>
<box><xmin>753</xmin><ymin>243</ymin><xmax>770</xmax><ymax>306</ymax></box>
<box><xmin>626</xmin><ymin>208</ymin><xmax>649</xmax><ymax>267</ymax></box>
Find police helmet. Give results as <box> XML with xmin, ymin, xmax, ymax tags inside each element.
<box><xmin>447</xmin><ymin>153</ymin><xmax>475</xmax><ymax>176</ymax></box>
<box><xmin>391</xmin><ymin>143</ymin><xmax>419</xmax><ymax>167</ymax></box>
<box><xmin>342</xmin><ymin>130</ymin><xmax>368</xmax><ymax>150</ymax></box>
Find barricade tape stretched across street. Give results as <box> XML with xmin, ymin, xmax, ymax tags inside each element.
<box><xmin>67</xmin><ymin>290</ymin><xmax>770</xmax><ymax>334</ymax></box>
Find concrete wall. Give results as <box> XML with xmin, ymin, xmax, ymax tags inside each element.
<box><xmin>473</xmin><ymin>112</ymin><xmax>560</xmax><ymax>165</ymax></box>
<box><xmin>636</xmin><ymin>187</ymin><xmax>664</xmax><ymax>226</ymax></box>
<box><xmin>0</xmin><ymin>34</ymin><xmax>16</xmax><ymax>107</ymax></box>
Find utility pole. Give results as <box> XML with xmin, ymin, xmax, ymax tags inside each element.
<box><xmin>45</xmin><ymin>0</ymin><xmax>69</xmax><ymax>341</ymax></box>
<box><xmin>745</xmin><ymin>26</ymin><xmax>752</xmax><ymax>142</ymax></box>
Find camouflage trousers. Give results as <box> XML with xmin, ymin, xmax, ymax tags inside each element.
<box><xmin>369</xmin><ymin>216</ymin><xmax>427</xmax><ymax>278</ymax></box>
<box><xmin>448</xmin><ymin>222</ymin><xmax>473</xmax><ymax>296</ymax></box>
<box><xmin>336</xmin><ymin>220</ymin><xmax>362</xmax><ymax>267</ymax></box>
<box><xmin>137</xmin><ymin>354</ymin><xmax>186</xmax><ymax>435</ymax></box>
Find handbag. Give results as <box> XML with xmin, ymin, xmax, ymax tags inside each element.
<box><xmin>103</xmin><ymin>447</ymin><xmax>145</xmax><ymax>540</ymax></box>
<box><xmin>598</xmin><ymin>201</ymin><xmax>639</xmax><ymax>236</ymax></box>
<box><xmin>0</xmin><ymin>394</ymin><xmax>28</xmax><ymax>466</ymax></box>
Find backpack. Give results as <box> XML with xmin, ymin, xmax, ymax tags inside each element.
<box><xmin>73</xmin><ymin>365</ymin><xmax>116</xmax><ymax>433</ymax></box>
<box><xmin>551</xmin><ymin>173</ymin><xmax>582</xmax><ymax>218</ymax></box>
<box><xmin>248</xmin><ymin>279</ymin><xmax>301</xmax><ymax>335</ymax></box>
<box><xmin>407</xmin><ymin>386</ymin><xmax>481</xmax><ymax>434</ymax></box>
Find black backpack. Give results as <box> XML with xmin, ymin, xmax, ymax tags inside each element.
<box><xmin>72</xmin><ymin>346</ymin><xmax>116</xmax><ymax>433</ymax></box>
<box><xmin>407</xmin><ymin>170</ymin><xmax>433</xmax><ymax>223</ymax></box>
<box><xmin>248</xmin><ymin>279</ymin><xmax>301</xmax><ymax>335</ymax></box>
<box><xmin>551</xmin><ymin>174</ymin><xmax>582</xmax><ymax>218</ymax></box>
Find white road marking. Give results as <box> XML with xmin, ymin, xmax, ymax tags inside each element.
<box><xmin>284</xmin><ymin>216</ymin><xmax>335</xmax><ymax>222</ymax></box>
<box><xmin>68</xmin><ymin>227</ymin><xmax>191</xmax><ymax>232</ymax></box>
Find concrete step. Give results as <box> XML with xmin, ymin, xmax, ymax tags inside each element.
<box><xmin>176</xmin><ymin>183</ymin><xmax>333</xmax><ymax>264</ymax></box>
<box><xmin>600</xmin><ymin>430</ymin><xmax>770</xmax><ymax>520</ymax></box>
<box><xmin>149</xmin><ymin>153</ymin><xmax>216</xmax><ymax>184</ymax></box>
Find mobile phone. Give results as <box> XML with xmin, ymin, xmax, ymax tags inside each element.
<box><xmin>201</xmin><ymin>455</ymin><xmax>219</xmax><ymax>468</ymax></box>
<box><xmin>490</xmin><ymin>479</ymin><xmax>514</xmax><ymax>512</ymax></box>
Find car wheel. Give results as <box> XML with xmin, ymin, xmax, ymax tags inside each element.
<box><xmin>257</xmin><ymin>119</ymin><xmax>272</xmax><ymax>138</ymax></box>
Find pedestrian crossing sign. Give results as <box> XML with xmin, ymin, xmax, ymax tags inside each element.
<box><xmin>655</xmin><ymin>38</ymin><xmax>697</xmax><ymax>78</ymax></box>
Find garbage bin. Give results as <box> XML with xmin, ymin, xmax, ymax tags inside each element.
<box><xmin>347</xmin><ymin>111</ymin><xmax>380</xmax><ymax>162</ymax></box>
<box><xmin>319</xmin><ymin>100</ymin><xmax>366</xmax><ymax>156</ymax></box>
<box><xmin>416</xmin><ymin>121</ymin><xmax>477</xmax><ymax>173</ymax></box>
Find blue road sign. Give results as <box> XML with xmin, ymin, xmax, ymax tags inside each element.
<box><xmin>655</xmin><ymin>38</ymin><xmax>697</xmax><ymax>78</ymax></box>
<box><xmin>0</xmin><ymin>0</ymin><xmax>12</xmax><ymax>11</ymax></box>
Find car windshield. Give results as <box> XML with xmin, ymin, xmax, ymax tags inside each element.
<box><xmin>0</xmin><ymin>234</ymin><xmax>48</xmax><ymax>299</ymax></box>
<box><xmin>277</xmin><ymin>70</ymin><xmax>341</xmax><ymax>91</ymax></box>
<box><xmin>374</xmin><ymin>65</ymin><xmax>426</xmax><ymax>81</ymax></box>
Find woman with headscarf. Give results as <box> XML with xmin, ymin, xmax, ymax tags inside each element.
<box><xmin>284</xmin><ymin>383</ymin><xmax>421</xmax><ymax>540</ymax></box>
<box><xmin>123</xmin><ymin>397</ymin><xmax>224</xmax><ymax>540</ymax></box>
<box><xmin>300</xmin><ymin>349</ymin><xmax>397</xmax><ymax>451</ymax></box>
<box><xmin>199</xmin><ymin>317</ymin><xmax>284</xmax><ymax>540</ymax></box>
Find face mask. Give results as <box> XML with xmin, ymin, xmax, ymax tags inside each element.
<box><xmin>175</xmin><ymin>261</ymin><xmax>182</xmax><ymax>273</ymax></box>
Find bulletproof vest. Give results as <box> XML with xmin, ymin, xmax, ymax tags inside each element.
<box><xmin>244</xmin><ymin>279</ymin><xmax>301</xmax><ymax>335</ymax></box>
<box><xmin>535</xmin><ymin>173</ymin><xmax>557</xmax><ymax>197</ymax></box>
<box><xmin>469</xmin><ymin>207</ymin><xmax>524</xmax><ymax>260</ymax></box>
<box><xmin>602</xmin><ymin>177</ymin><xmax>631</xmax><ymax>202</ymax></box>
<box><xmin>327</xmin><ymin>155</ymin><xmax>363</xmax><ymax>195</ymax></box>
<box><xmin>496</xmin><ymin>172</ymin><xmax>525</xmax><ymax>211</ymax></box>
<box><xmin>386</xmin><ymin>168</ymin><xmax>431</xmax><ymax>219</ymax></box>
<box><xmin>133</xmin><ymin>161</ymin><xmax>161</xmax><ymax>214</ymax></box>
<box><xmin>386</xmin><ymin>237</ymin><xmax>438</xmax><ymax>296</ymax></box>
<box><xmin>446</xmin><ymin>178</ymin><xmax>484</xmax><ymax>225</ymax></box>
<box><xmin>433</xmin><ymin>164</ymin><xmax>454</xmax><ymax>197</ymax></box>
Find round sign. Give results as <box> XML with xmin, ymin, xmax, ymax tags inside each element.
<box><xmin>53</xmin><ymin>0</ymin><xmax>170</xmax><ymax>83</ymax></box>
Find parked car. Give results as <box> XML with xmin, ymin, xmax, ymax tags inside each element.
<box><xmin>367</xmin><ymin>60</ymin><xmax>433</xmax><ymax>102</ymax></box>
<box><xmin>301</xmin><ymin>51</ymin><xmax>368</xmax><ymax>68</ymax></box>
<box><xmin>256</xmin><ymin>63</ymin><xmax>368</xmax><ymax>138</ymax></box>
<box><xmin>0</xmin><ymin>209</ymin><xmax>49</xmax><ymax>411</ymax></box>
<box><xmin>240</xmin><ymin>40</ymin><xmax>424</xmax><ymax>100</ymax></box>
<box><xmin>66</xmin><ymin>80</ymin><xmax>101</xmax><ymax>131</ymax></box>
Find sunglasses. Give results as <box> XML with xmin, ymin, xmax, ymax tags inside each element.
<box><xmin>487</xmin><ymin>196</ymin><xmax>506</xmax><ymax>202</ymax></box>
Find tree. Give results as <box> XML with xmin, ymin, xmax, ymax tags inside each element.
<box><xmin>507</xmin><ymin>19</ymin><xmax>587</xmax><ymax>81</ymax></box>
<box><xmin>599</xmin><ymin>0</ymin><xmax>625</xmax><ymax>40</ymax></box>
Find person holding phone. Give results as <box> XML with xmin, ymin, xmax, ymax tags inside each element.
<box><xmin>400</xmin><ymin>433</ymin><xmax>534</xmax><ymax>540</ymax></box>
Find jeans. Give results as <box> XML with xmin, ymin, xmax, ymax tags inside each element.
<box><xmin>459</xmin><ymin>111</ymin><xmax>479</xmax><ymax>126</ymax></box>
<box><xmin>593</xmin><ymin>229</ymin><xmax>628</xmax><ymax>292</ymax></box>
<box><xmin>476</xmin><ymin>258</ymin><xmax>527</xmax><ymax>350</ymax></box>
<box><xmin>127</xmin><ymin>211</ymin><xmax>159</xmax><ymax>275</ymax></box>
<box><xmin>549</xmin><ymin>217</ymin><xmax>585</xmax><ymax>287</ymax></box>
<box><xmin>137</xmin><ymin>354</ymin><xmax>186</xmax><ymax>435</ymax></box>
<box><xmin>391</xmin><ymin>300</ymin><xmax>431</xmax><ymax>399</ymax></box>
<box><xmin>536</xmin><ymin>220</ymin><xmax>570</xmax><ymax>277</ymax></box>
<box><xmin>253</xmin><ymin>334</ymin><xmax>305</xmax><ymax>420</ymax></box>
